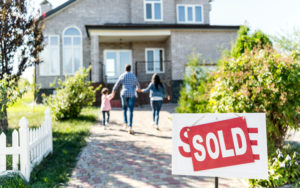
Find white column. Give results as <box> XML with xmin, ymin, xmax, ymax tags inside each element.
<box><xmin>91</xmin><ymin>35</ymin><xmax>100</xmax><ymax>82</ymax></box>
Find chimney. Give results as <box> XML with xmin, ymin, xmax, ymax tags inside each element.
<box><xmin>40</xmin><ymin>0</ymin><xmax>52</xmax><ymax>14</ymax></box>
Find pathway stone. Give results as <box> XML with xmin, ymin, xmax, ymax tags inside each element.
<box><xmin>67</xmin><ymin>104</ymin><xmax>248</xmax><ymax>188</ymax></box>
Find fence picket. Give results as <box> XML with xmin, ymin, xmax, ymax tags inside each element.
<box><xmin>12</xmin><ymin>130</ymin><xmax>19</xmax><ymax>171</ymax></box>
<box><xmin>0</xmin><ymin>133</ymin><xmax>6</xmax><ymax>172</ymax></box>
<box><xmin>0</xmin><ymin>108</ymin><xmax>52</xmax><ymax>182</ymax></box>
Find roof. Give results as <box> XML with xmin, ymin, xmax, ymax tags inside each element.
<box><xmin>85</xmin><ymin>24</ymin><xmax>240</xmax><ymax>37</ymax></box>
<box><xmin>41</xmin><ymin>0</ymin><xmax>77</xmax><ymax>19</ymax></box>
<box><xmin>41</xmin><ymin>0</ymin><xmax>214</xmax><ymax>19</ymax></box>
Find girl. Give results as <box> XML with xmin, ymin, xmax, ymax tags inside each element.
<box><xmin>139</xmin><ymin>74</ymin><xmax>170</xmax><ymax>130</ymax></box>
<box><xmin>100</xmin><ymin>88</ymin><xmax>114</xmax><ymax>129</ymax></box>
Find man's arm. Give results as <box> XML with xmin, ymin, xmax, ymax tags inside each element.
<box><xmin>112</xmin><ymin>75</ymin><xmax>123</xmax><ymax>95</ymax></box>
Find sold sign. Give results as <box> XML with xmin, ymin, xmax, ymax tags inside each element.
<box><xmin>172</xmin><ymin>114</ymin><xmax>268</xmax><ymax>179</ymax></box>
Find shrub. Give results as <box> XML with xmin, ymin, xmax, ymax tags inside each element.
<box><xmin>208</xmin><ymin>48</ymin><xmax>300</xmax><ymax>152</ymax></box>
<box><xmin>232</xmin><ymin>26</ymin><xmax>272</xmax><ymax>58</ymax></box>
<box><xmin>249</xmin><ymin>144</ymin><xmax>300</xmax><ymax>187</ymax></box>
<box><xmin>47</xmin><ymin>67</ymin><xmax>101</xmax><ymax>120</ymax></box>
<box><xmin>176</xmin><ymin>54</ymin><xmax>213</xmax><ymax>113</ymax></box>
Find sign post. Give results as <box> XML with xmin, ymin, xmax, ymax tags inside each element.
<box><xmin>172</xmin><ymin>113</ymin><xmax>268</xmax><ymax>185</ymax></box>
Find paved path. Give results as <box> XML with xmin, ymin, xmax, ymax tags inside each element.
<box><xmin>67</xmin><ymin>104</ymin><xmax>248</xmax><ymax>188</ymax></box>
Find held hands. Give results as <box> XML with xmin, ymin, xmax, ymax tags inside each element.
<box><xmin>167</xmin><ymin>95</ymin><xmax>171</xmax><ymax>101</ymax></box>
<box><xmin>136</xmin><ymin>89</ymin><xmax>142</xmax><ymax>93</ymax></box>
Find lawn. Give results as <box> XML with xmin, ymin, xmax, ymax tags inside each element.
<box><xmin>0</xmin><ymin>91</ymin><xmax>99</xmax><ymax>187</ymax></box>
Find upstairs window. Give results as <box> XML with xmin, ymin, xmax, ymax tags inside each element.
<box><xmin>144</xmin><ymin>0</ymin><xmax>163</xmax><ymax>21</ymax></box>
<box><xmin>40</xmin><ymin>35</ymin><xmax>60</xmax><ymax>76</ymax></box>
<box><xmin>177</xmin><ymin>5</ymin><xmax>203</xmax><ymax>24</ymax></box>
<box><xmin>63</xmin><ymin>26</ymin><xmax>83</xmax><ymax>75</ymax></box>
<box><xmin>145</xmin><ymin>48</ymin><xmax>164</xmax><ymax>74</ymax></box>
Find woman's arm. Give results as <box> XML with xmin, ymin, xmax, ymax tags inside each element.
<box><xmin>141</xmin><ymin>83</ymin><xmax>153</xmax><ymax>93</ymax></box>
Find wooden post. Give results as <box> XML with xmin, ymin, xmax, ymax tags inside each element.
<box><xmin>19</xmin><ymin>117</ymin><xmax>31</xmax><ymax>182</ymax></box>
<box><xmin>45</xmin><ymin>108</ymin><xmax>53</xmax><ymax>153</ymax></box>
<box><xmin>0</xmin><ymin>133</ymin><xmax>6</xmax><ymax>173</ymax></box>
<box><xmin>215</xmin><ymin>177</ymin><xmax>219</xmax><ymax>188</ymax></box>
<box><xmin>12</xmin><ymin>130</ymin><xmax>19</xmax><ymax>171</ymax></box>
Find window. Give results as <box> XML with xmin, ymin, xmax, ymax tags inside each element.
<box><xmin>144</xmin><ymin>0</ymin><xmax>163</xmax><ymax>21</ymax></box>
<box><xmin>39</xmin><ymin>35</ymin><xmax>60</xmax><ymax>76</ymax></box>
<box><xmin>177</xmin><ymin>5</ymin><xmax>203</xmax><ymax>24</ymax></box>
<box><xmin>104</xmin><ymin>50</ymin><xmax>132</xmax><ymax>83</ymax></box>
<box><xmin>63</xmin><ymin>26</ymin><xmax>82</xmax><ymax>75</ymax></box>
<box><xmin>145</xmin><ymin>48</ymin><xmax>164</xmax><ymax>73</ymax></box>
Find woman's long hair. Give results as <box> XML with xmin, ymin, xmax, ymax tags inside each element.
<box><xmin>152</xmin><ymin>74</ymin><xmax>163</xmax><ymax>90</ymax></box>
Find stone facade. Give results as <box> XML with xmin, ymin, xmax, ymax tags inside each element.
<box><xmin>36</xmin><ymin>0</ymin><xmax>238</xmax><ymax>103</ymax></box>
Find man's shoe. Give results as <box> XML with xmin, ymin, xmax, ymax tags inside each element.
<box><xmin>128</xmin><ymin>127</ymin><xmax>134</xmax><ymax>134</ymax></box>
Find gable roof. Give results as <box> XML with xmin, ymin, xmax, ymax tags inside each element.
<box><xmin>41</xmin><ymin>0</ymin><xmax>77</xmax><ymax>19</ymax></box>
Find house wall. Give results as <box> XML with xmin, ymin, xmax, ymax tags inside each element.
<box><xmin>37</xmin><ymin>0</ymin><xmax>212</xmax><ymax>89</ymax></box>
<box><xmin>170</xmin><ymin>29</ymin><xmax>238</xmax><ymax>80</ymax></box>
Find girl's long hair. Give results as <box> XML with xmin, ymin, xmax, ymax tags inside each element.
<box><xmin>152</xmin><ymin>74</ymin><xmax>163</xmax><ymax>90</ymax></box>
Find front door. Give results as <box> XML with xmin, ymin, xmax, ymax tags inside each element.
<box><xmin>104</xmin><ymin>50</ymin><xmax>132</xmax><ymax>83</ymax></box>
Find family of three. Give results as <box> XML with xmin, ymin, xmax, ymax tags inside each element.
<box><xmin>100</xmin><ymin>64</ymin><xmax>170</xmax><ymax>134</ymax></box>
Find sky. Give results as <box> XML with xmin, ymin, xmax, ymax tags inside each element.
<box><xmin>23</xmin><ymin>0</ymin><xmax>300</xmax><ymax>82</ymax></box>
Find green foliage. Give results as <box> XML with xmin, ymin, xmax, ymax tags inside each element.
<box><xmin>47</xmin><ymin>67</ymin><xmax>101</xmax><ymax>120</ymax></box>
<box><xmin>209</xmin><ymin>48</ymin><xmax>300</xmax><ymax>151</ymax></box>
<box><xmin>176</xmin><ymin>54</ymin><xmax>213</xmax><ymax>113</ymax></box>
<box><xmin>249</xmin><ymin>144</ymin><xmax>300</xmax><ymax>187</ymax></box>
<box><xmin>232</xmin><ymin>26</ymin><xmax>272</xmax><ymax>57</ymax></box>
<box><xmin>0</xmin><ymin>173</ymin><xmax>29</xmax><ymax>188</ymax></box>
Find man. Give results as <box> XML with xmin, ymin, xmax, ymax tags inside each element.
<box><xmin>112</xmin><ymin>64</ymin><xmax>140</xmax><ymax>134</ymax></box>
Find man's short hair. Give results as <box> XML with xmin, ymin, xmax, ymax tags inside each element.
<box><xmin>125</xmin><ymin>64</ymin><xmax>131</xmax><ymax>72</ymax></box>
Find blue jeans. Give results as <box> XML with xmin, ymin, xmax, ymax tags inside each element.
<box><xmin>102</xmin><ymin>111</ymin><xmax>110</xmax><ymax>126</ymax></box>
<box><xmin>151</xmin><ymin>100</ymin><xmax>162</xmax><ymax>125</ymax></box>
<box><xmin>121</xmin><ymin>96</ymin><xmax>135</xmax><ymax>127</ymax></box>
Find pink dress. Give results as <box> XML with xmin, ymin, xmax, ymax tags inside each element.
<box><xmin>100</xmin><ymin>94</ymin><xmax>114</xmax><ymax>111</ymax></box>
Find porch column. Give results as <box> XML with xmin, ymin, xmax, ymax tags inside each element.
<box><xmin>90</xmin><ymin>35</ymin><xmax>100</xmax><ymax>82</ymax></box>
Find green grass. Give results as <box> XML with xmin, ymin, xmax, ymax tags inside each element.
<box><xmin>1</xmin><ymin>91</ymin><xmax>99</xmax><ymax>187</ymax></box>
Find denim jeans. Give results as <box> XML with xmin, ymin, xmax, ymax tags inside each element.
<box><xmin>102</xmin><ymin>111</ymin><xmax>110</xmax><ymax>126</ymax></box>
<box><xmin>151</xmin><ymin>100</ymin><xmax>162</xmax><ymax>125</ymax></box>
<box><xmin>121</xmin><ymin>96</ymin><xmax>135</xmax><ymax>127</ymax></box>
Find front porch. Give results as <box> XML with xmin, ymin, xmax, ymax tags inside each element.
<box><xmin>87</xmin><ymin>27</ymin><xmax>173</xmax><ymax>106</ymax></box>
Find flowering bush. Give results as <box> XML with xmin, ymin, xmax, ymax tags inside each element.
<box><xmin>209</xmin><ymin>48</ymin><xmax>300</xmax><ymax>151</ymax></box>
<box><xmin>249</xmin><ymin>144</ymin><xmax>300</xmax><ymax>187</ymax></box>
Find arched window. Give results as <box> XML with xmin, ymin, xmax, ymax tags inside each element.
<box><xmin>63</xmin><ymin>26</ymin><xmax>82</xmax><ymax>75</ymax></box>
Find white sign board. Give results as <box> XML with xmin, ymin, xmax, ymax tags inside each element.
<box><xmin>172</xmin><ymin>113</ymin><xmax>268</xmax><ymax>179</ymax></box>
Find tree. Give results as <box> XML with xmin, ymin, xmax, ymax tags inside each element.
<box><xmin>232</xmin><ymin>26</ymin><xmax>272</xmax><ymax>57</ymax></box>
<box><xmin>272</xmin><ymin>29</ymin><xmax>300</xmax><ymax>59</ymax></box>
<box><xmin>0</xmin><ymin>0</ymin><xmax>44</xmax><ymax>130</ymax></box>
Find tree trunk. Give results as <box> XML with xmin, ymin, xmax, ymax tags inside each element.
<box><xmin>0</xmin><ymin>104</ymin><xmax>8</xmax><ymax>131</ymax></box>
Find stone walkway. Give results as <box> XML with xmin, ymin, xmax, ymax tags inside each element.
<box><xmin>67</xmin><ymin>104</ymin><xmax>248</xmax><ymax>188</ymax></box>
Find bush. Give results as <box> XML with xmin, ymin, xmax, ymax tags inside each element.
<box><xmin>176</xmin><ymin>54</ymin><xmax>213</xmax><ymax>113</ymax></box>
<box><xmin>208</xmin><ymin>48</ymin><xmax>300</xmax><ymax>152</ymax></box>
<box><xmin>47</xmin><ymin>67</ymin><xmax>101</xmax><ymax>120</ymax></box>
<box><xmin>249</xmin><ymin>144</ymin><xmax>300</xmax><ymax>187</ymax></box>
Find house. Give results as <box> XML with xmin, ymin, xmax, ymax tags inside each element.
<box><xmin>36</xmin><ymin>0</ymin><xmax>239</xmax><ymax>105</ymax></box>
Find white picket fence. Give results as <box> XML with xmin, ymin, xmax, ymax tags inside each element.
<box><xmin>0</xmin><ymin>108</ymin><xmax>53</xmax><ymax>182</ymax></box>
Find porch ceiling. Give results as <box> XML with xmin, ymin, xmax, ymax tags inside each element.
<box><xmin>87</xmin><ymin>29</ymin><xmax>171</xmax><ymax>43</ymax></box>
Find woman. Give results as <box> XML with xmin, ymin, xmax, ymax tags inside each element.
<box><xmin>138</xmin><ymin>74</ymin><xmax>170</xmax><ymax>130</ymax></box>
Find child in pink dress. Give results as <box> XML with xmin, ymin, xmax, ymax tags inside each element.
<box><xmin>100</xmin><ymin>88</ymin><xmax>114</xmax><ymax>129</ymax></box>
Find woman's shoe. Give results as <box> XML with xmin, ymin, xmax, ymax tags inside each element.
<box><xmin>155</xmin><ymin>125</ymin><xmax>160</xmax><ymax>131</ymax></box>
<box><xmin>123</xmin><ymin>123</ymin><xmax>127</xmax><ymax>130</ymax></box>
